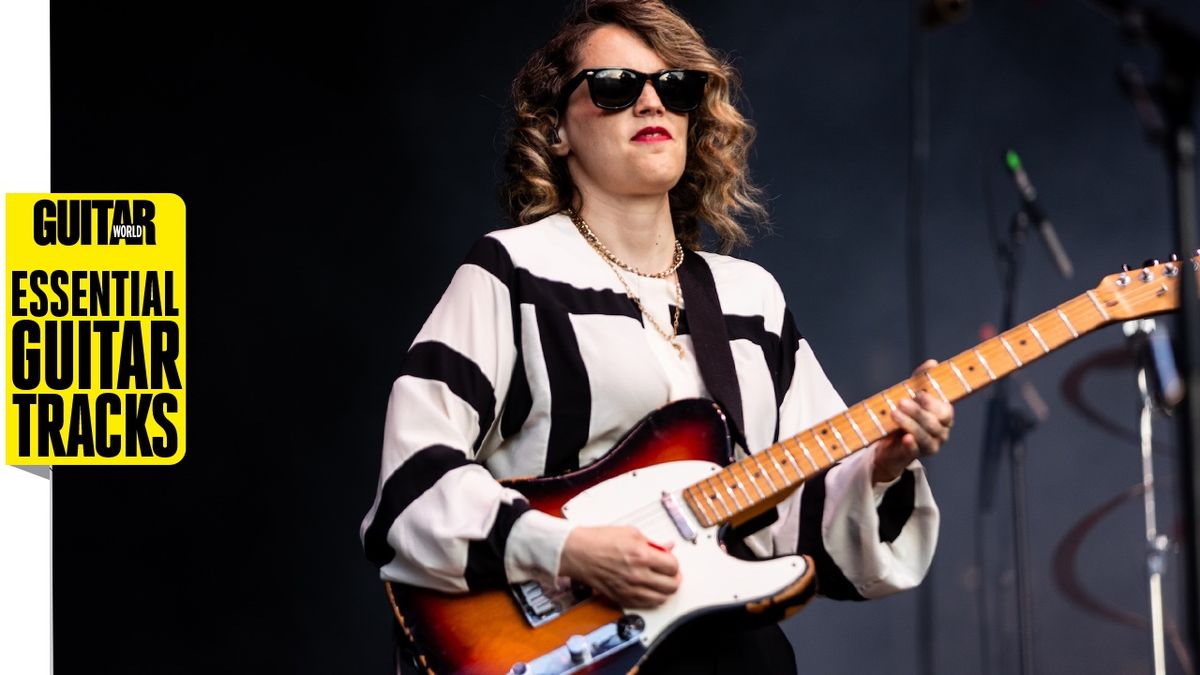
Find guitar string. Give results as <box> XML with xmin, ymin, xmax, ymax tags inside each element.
<box><xmin>565</xmin><ymin>277</ymin><xmax>1176</xmax><ymax>531</ymax></box>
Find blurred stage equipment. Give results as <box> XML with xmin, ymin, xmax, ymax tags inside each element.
<box><xmin>1004</xmin><ymin>150</ymin><xmax>1074</xmax><ymax>279</ymax></box>
<box><xmin>1056</xmin><ymin>332</ymin><xmax>1194</xmax><ymax>675</ymax></box>
<box><xmin>977</xmin><ymin>149</ymin><xmax>1076</xmax><ymax>675</ymax></box>
<box><xmin>1127</xmin><ymin>316</ymin><xmax>1185</xmax><ymax>412</ymax></box>
<box><xmin>1127</xmin><ymin>318</ymin><xmax>1179</xmax><ymax>675</ymax></box>
<box><xmin>1083</xmin><ymin>0</ymin><xmax>1200</xmax><ymax>657</ymax></box>
<box><xmin>1051</xmin><ymin>482</ymin><xmax>1195</xmax><ymax>675</ymax></box>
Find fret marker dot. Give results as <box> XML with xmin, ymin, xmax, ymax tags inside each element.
<box><xmin>1019</xmin><ymin>339</ymin><xmax>1027</xmax><ymax>346</ymax></box>
<box><xmin>880</xmin><ymin>409</ymin><xmax>888</xmax><ymax>416</ymax></box>
<box><xmin>821</xmin><ymin>429</ymin><xmax>827</xmax><ymax>435</ymax></box>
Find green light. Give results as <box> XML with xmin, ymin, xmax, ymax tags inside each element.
<box><xmin>1005</xmin><ymin>150</ymin><xmax>1022</xmax><ymax>172</ymax></box>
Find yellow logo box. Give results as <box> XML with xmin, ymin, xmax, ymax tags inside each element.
<box><xmin>6</xmin><ymin>194</ymin><xmax>186</xmax><ymax>465</ymax></box>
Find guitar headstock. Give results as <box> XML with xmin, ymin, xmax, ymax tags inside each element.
<box><xmin>1090</xmin><ymin>254</ymin><xmax>1199</xmax><ymax>321</ymax></box>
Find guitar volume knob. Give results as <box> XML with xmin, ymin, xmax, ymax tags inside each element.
<box><xmin>567</xmin><ymin>635</ymin><xmax>589</xmax><ymax>664</ymax></box>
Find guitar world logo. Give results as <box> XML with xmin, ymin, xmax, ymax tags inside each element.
<box><xmin>32</xmin><ymin>198</ymin><xmax>158</xmax><ymax>246</ymax></box>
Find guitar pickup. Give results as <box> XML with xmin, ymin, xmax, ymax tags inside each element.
<box><xmin>660</xmin><ymin>491</ymin><xmax>697</xmax><ymax>541</ymax></box>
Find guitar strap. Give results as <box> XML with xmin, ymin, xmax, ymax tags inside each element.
<box><xmin>678</xmin><ymin>249</ymin><xmax>778</xmax><ymax>555</ymax></box>
<box><xmin>678</xmin><ymin>248</ymin><xmax>746</xmax><ymax>448</ymax></box>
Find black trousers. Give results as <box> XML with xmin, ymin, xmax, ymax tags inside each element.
<box><xmin>637</xmin><ymin>614</ymin><xmax>797</xmax><ymax>675</ymax></box>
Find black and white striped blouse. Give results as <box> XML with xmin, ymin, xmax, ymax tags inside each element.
<box><xmin>360</xmin><ymin>213</ymin><xmax>938</xmax><ymax>600</ymax></box>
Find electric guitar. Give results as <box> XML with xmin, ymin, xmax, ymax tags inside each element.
<box><xmin>386</xmin><ymin>258</ymin><xmax>1194</xmax><ymax>675</ymax></box>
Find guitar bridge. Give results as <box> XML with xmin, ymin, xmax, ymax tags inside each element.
<box><xmin>511</xmin><ymin>578</ymin><xmax>593</xmax><ymax>627</ymax></box>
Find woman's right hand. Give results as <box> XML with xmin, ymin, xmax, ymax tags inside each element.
<box><xmin>558</xmin><ymin>526</ymin><xmax>681</xmax><ymax>608</ymax></box>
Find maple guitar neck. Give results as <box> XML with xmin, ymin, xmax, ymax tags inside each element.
<box><xmin>680</xmin><ymin>258</ymin><xmax>1195</xmax><ymax>530</ymax></box>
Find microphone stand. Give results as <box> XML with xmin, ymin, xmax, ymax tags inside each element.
<box><xmin>1125</xmin><ymin>319</ymin><xmax>1175</xmax><ymax>675</ymax></box>
<box><xmin>978</xmin><ymin>208</ymin><xmax>1041</xmax><ymax>675</ymax></box>
<box><xmin>1082</xmin><ymin>0</ymin><xmax>1200</xmax><ymax>653</ymax></box>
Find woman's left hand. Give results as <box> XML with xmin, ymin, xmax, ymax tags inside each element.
<box><xmin>873</xmin><ymin>359</ymin><xmax>954</xmax><ymax>484</ymax></box>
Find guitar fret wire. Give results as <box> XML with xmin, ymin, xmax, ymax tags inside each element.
<box><xmin>693</xmin><ymin>490</ymin><xmax>718</xmax><ymax>524</ymax></box>
<box><xmin>705</xmin><ymin>476</ymin><xmax>733</xmax><ymax>516</ymax></box>
<box><xmin>753</xmin><ymin>453</ymin><xmax>779</xmax><ymax>492</ymax></box>
<box><xmin>948</xmin><ymin>361</ymin><xmax>972</xmax><ymax>393</ymax></box>
<box><xmin>844</xmin><ymin>412</ymin><xmax>868</xmax><ymax>446</ymax></box>
<box><xmin>795</xmin><ymin>438</ymin><xmax>820</xmax><ymax>472</ymax></box>
<box><xmin>693</xmin><ymin>488</ymin><xmax>716</xmax><ymax>523</ymax></box>
<box><xmin>903</xmin><ymin>382</ymin><xmax>917</xmax><ymax>398</ymax></box>
<box><xmin>1057</xmin><ymin>309</ymin><xmax>1079</xmax><ymax>338</ymax></box>
<box><xmin>700</xmin><ymin>480</ymin><xmax>728</xmax><ymax>519</ymax></box>
<box><xmin>864</xmin><ymin>403</ymin><xmax>887</xmax><ymax>436</ymax></box>
<box><xmin>711</xmin><ymin>480</ymin><xmax>736</xmax><ymax>518</ymax></box>
<box><xmin>781</xmin><ymin>440</ymin><xmax>807</xmax><ymax>476</ymax></box>
<box><xmin>737</xmin><ymin>461</ymin><xmax>766</xmax><ymax>500</ymax></box>
<box><xmin>765</xmin><ymin>450</ymin><xmax>788</xmax><ymax>487</ymax></box>
<box><xmin>974</xmin><ymin>349</ymin><xmax>996</xmax><ymax>380</ymax></box>
<box><xmin>828</xmin><ymin>424</ymin><xmax>849</xmax><ymax>456</ymax></box>
<box><xmin>1027</xmin><ymin>322</ymin><xmax>1049</xmax><ymax>353</ymax></box>
<box><xmin>1086</xmin><ymin>290</ymin><xmax>1110</xmax><ymax>320</ymax></box>
<box><xmin>733</xmin><ymin>469</ymin><xmax>756</xmax><ymax>505</ymax></box>
<box><xmin>882</xmin><ymin>393</ymin><xmax>898</xmax><ymax>413</ymax></box>
<box><xmin>720</xmin><ymin>475</ymin><xmax>745</xmax><ymax>510</ymax></box>
<box><xmin>999</xmin><ymin>336</ymin><xmax>1023</xmax><ymax>366</ymax></box>
<box><xmin>925</xmin><ymin>371</ymin><xmax>949</xmax><ymax>403</ymax></box>
<box><xmin>812</xmin><ymin>433</ymin><xmax>836</xmax><ymax>463</ymax></box>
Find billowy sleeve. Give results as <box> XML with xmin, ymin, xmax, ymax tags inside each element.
<box><xmin>763</xmin><ymin>282</ymin><xmax>939</xmax><ymax>600</ymax></box>
<box><xmin>359</xmin><ymin>236</ymin><xmax>572</xmax><ymax>592</ymax></box>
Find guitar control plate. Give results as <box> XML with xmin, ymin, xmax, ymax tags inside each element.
<box><xmin>505</xmin><ymin>616</ymin><xmax>646</xmax><ymax>675</ymax></box>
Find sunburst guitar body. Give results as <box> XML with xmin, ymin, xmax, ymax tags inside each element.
<box><xmin>387</xmin><ymin>399</ymin><xmax>816</xmax><ymax>675</ymax></box>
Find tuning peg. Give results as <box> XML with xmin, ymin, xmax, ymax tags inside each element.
<box><xmin>1142</xmin><ymin>258</ymin><xmax>1160</xmax><ymax>268</ymax></box>
<box><xmin>1122</xmin><ymin>263</ymin><xmax>1132</xmax><ymax>272</ymax></box>
<box><xmin>1171</xmin><ymin>253</ymin><xmax>1179</xmax><ymax>262</ymax></box>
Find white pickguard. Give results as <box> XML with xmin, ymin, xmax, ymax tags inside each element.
<box><xmin>558</xmin><ymin>460</ymin><xmax>809</xmax><ymax>650</ymax></box>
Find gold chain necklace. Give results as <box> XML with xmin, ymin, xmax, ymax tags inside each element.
<box><xmin>567</xmin><ymin>209</ymin><xmax>683</xmax><ymax>278</ymax></box>
<box><xmin>567</xmin><ymin>210</ymin><xmax>686</xmax><ymax>359</ymax></box>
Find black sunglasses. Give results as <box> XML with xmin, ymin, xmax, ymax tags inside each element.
<box><xmin>557</xmin><ymin>68</ymin><xmax>709</xmax><ymax>113</ymax></box>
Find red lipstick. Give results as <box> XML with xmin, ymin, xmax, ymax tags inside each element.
<box><xmin>632</xmin><ymin>126</ymin><xmax>672</xmax><ymax>142</ymax></box>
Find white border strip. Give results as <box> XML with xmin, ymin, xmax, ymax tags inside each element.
<box><xmin>1</xmin><ymin>0</ymin><xmax>52</xmax><ymax>672</ymax></box>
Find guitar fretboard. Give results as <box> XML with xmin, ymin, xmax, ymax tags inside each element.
<box><xmin>680</xmin><ymin>289</ymin><xmax>1117</xmax><ymax>529</ymax></box>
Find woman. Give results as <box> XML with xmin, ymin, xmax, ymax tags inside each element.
<box><xmin>362</xmin><ymin>1</ymin><xmax>952</xmax><ymax>672</ymax></box>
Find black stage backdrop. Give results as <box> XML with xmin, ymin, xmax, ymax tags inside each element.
<box><xmin>51</xmin><ymin>1</ymin><xmax>1200</xmax><ymax>673</ymax></box>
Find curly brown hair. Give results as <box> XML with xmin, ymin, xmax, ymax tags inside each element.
<box><xmin>501</xmin><ymin>0</ymin><xmax>767</xmax><ymax>252</ymax></box>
